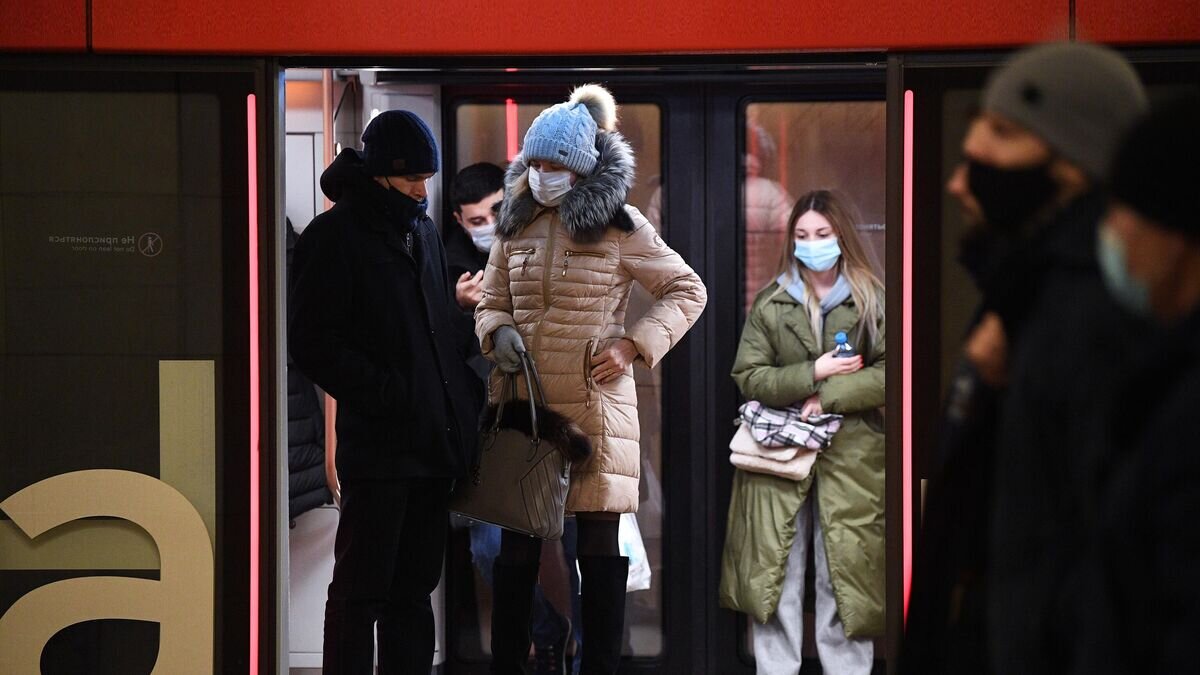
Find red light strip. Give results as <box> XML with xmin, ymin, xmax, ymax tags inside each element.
<box><xmin>246</xmin><ymin>93</ymin><xmax>261</xmax><ymax>675</ymax></box>
<box><xmin>506</xmin><ymin>98</ymin><xmax>519</xmax><ymax>162</ymax></box>
<box><xmin>902</xmin><ymin>89</ymin><xmax>914</xmax><ymax>619</ymax></box>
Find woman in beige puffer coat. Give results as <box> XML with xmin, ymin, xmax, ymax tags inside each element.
<box><xmin>475</xmin><ymin>84</ymin><xmax>706</xmax><ymax>675</ymax></box>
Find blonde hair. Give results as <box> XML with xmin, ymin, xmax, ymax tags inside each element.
<box><xmin>773</xmin><ymin>189</ymin><xmax>884</xmax><ymax>350</ymax></box>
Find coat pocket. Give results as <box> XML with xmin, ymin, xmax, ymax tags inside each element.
<box><xmin>508</xmin><ymin>247</ymin><xmax>537</xmax><ymax>277</ymax></box>
<box><xmin>582</xmin><ymin>336</ymin><xmax>599</xmax><ymax>408</ymax></box>
<box><xmin>560</xmin><ymin>249</ymin><xmax>607</xmax><ymax>278</ymax></box>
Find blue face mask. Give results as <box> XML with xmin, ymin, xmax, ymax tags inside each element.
<box><xmin>1097</xmin><ymin>225</ymin><xmax>1151</xmax><ymax>316</ymax></box>
<box><xmin>793</xmin><ymin>238</ymin><xmax>842</xmax><ymax>272</ymax></box>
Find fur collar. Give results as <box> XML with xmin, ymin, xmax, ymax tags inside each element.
<box><xmin>497</xmin><ymin>131</ymin><xmax>636</xmax><ymax>244</ymax></box>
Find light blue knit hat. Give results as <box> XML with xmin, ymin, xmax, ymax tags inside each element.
<box><xmin>522</xmin><ymin>84</ymin><xmax>617</xmax><ymax>177</ymax></box>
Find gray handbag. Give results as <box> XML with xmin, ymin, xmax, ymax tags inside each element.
<box><xmin>450</xmin><ymin>351</ymin><xmax>591</xmax><ymax>540</ymax></box>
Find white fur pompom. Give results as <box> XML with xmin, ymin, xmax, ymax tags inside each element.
<box><xmin>569</xmin><ymin>83</ymin><xmax>617</xmax><ymax>132</ymax></box>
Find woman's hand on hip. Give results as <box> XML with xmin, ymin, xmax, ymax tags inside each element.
<box><xmin>591</xmin><ymin>338</ymin><xmax>638</xmax><ymax>385</ymax></box>
<box><xmin>814</xmin><ymin>350</ymin><xmax>864</xmax><ymax>381</ymax></box>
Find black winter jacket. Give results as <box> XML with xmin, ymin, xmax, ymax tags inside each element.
<box><xmin>442</xmin><ymin>221</ymin><xmax>489</xmax><ymax>286</ymax></box>
<box><xmin>287</xmin><ymin>358</ymin><xmax>330</xmax><ymax>518</ymax></box>
<box><xmin>987</xmin><ymin>192</ymin><xmax>1146</xmax><ymax>674</ymax></box>
<box><xmin>1071</xmin><ymin>308</ymin><xmax>1200</xmax><ymax>675</ymax></box>
<box><xmin>286</xmin><ymin>222</ymin><xmax>332</xmax><ymax>519</ymax></box>
<box><xmin>442</xmin><ymin>222</ymin><xmax>491</xmax><ymax>382</ymax></box>
<box><xmin>289</xmin><ymin>149</ymin><xmax>484</xmax><ymax>480</ymax></box>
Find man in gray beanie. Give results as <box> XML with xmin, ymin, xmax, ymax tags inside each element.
<box><xmin>903</xmin><ymin>42</ymin><xmax>1148</xmax><ymax>675</ymax></box>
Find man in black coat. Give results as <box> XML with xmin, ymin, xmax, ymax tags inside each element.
<box><xmin>1073</xmin><ymin>93</ymin><xmax>1200</xmax><ymax>675</ymax></box>
<box><xmin>902</xmin><ymin>43</ymin><xmax>1148</xmax><ymax>675</ymax></box>
<box><xmin>289</xmin><ymin>110</ymin><xmax>483</xmax><ymax>674</ymax></box>
<box><xmin>971</xmin><ymin>45</ymin><xmax>1147</xmax><ymax>675</ymax></box>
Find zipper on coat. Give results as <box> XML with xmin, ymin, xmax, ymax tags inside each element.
<box><xmin>510</xmin><ymin>247</ymin><xmax>536</xmax><ymax>277</ymax></box>
<box><xmin>583</xmin><ymin>336</ymin><xmax>599</xmax><ymax>408</ymax></box>
<box><xmin>561</xmin><ymin>249</ymin><xmax>605</xmax><ymax>277</ymax></box>
<box><xmin>534</xmin><ymin>216</ymin><xmax>558</xmax><ymax>358</ymax></box>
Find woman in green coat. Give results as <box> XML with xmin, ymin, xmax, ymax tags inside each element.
<box><xmin>720</xmin><ymin>190</ymin><xmax>885</xmax><ymax>674</ymax></box>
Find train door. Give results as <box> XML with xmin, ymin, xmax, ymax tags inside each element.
<box><xmin>428</xmin><ymin>70</ymin><xmax>891</xmax><ymax>674</ymax></box>
<box><xmin>281</xmin><ymin>63</ymin><xmax>897</xmax><ymax>674</ymax></box>
<box><xmin>703</xmin><ymin>74</ymin><xmax>891</xmax><ymax>675</ymax></box>
<box><xmin>0</xmin><ymin>58</ymin><xmax>280</xmax><ymax>674</ymax></box>
<box><xmin>898</xmin><ymin>52</ymin><xmax>1200</xmax><ymax>493</ymax></box>
<box><xmin>892</xmin><ymin>50</ymin><xmax>1200</xmax><ymax>675</ymax></box>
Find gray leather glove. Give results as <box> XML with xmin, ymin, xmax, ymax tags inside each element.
<box><xmin>491</xmin><ymin>325</ymin><xmax>526</xmax><ymax>373</ymax></box>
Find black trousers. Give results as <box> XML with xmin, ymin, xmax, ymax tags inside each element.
<box><xmin>322</xmin><ymin>477</ymin><xmax>451</xmax><ymax>674</ymax></box>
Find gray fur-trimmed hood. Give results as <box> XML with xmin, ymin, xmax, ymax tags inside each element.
<box><xmin>497</xmin><ymin>131</ymin><xmax>636</xmax><ymax>244</ymax></box>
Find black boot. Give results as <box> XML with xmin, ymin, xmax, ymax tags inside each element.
<box><xmin>578</xmin><ymin>555</ymin><xmax>629</xmax><ymax>675</ymax></box>
<box><xmin>491</xmin><ymin>560</ymin><xmax>539</xmax><ymax>674</ymax></box>
<box><xmin>534</xmin><ymin>614</ymin><xmax>571</xmax><ymax>675</ymax></box>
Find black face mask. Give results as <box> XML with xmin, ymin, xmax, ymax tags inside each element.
<box><xmin>966</xmin><ymin>158</ymin><xmax>1058</xmax><ymax>232</ymax></box>
<box><xmin>378</xmin><ymin>178</ymin><xmax>428</xmax><ymax>228</ymax></box>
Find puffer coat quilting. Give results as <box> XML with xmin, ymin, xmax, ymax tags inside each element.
<box><xmin>474</xmin><ymin>132</ymin><xmax>707</xmax><ymax>514</ymax></box>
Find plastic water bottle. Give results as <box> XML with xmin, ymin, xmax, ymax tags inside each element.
<box><xmin>833</xmin><ymin>331</ymin><xmax>857</xmax><ymax>358</ymax></box>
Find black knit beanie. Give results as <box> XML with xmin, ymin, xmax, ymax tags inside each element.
<box><xmin>1110</xmin><ymin>91</ymin><xmax>1200</xmax><ymax>240</ymax></box>
<box><xmin>360</xmin><ymin>110</ymin><xmax>439</xmax><ymax>176</ymax></box>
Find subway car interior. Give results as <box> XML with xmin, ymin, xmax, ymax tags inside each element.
<box><xmin>1</xmin><ymin>2</ymin><xmax>1199</xmax><ymax>674</ymax></box>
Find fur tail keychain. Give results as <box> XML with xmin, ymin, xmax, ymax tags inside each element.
<box><xmin>480</xmin><ymin>368</ymin><xmax>592</xmax><ymax>463</ymax></box>
<box><xmin>453</xmin><ymin>351</ymin><xmax>589</xmax><ymax>540</ymax></box>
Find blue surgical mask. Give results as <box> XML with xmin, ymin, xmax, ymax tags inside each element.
<box><xmin>469</xmin><ymin>222</ymin><xmax>497</xmax><ymax>253</ymax></box>
<box><xmin>1097</xmin><ymin>225</ymin><xmax>1151</xmax><ymax>316</ymax></box>
<box><xmin>793</xmin><ymin>238</ymin><xmax>842</xmax><ymax>272</ymax></box>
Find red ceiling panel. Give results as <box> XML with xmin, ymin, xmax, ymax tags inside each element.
<box><xmin>91</xmin><ymin>0</ymin><xmax>1068</xmax><ymax>55</ymax></box>
<box><xmin>0</xmin><ymin>0</ymin><xmax>86</xmax><ymax>51</ymax></box>
<box><xmin>1077</xmin><ymin>0</ymin><xmax>1200</xmax><ymax>44</ymax></box>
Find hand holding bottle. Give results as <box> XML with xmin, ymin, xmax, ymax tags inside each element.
<box><xmin>815</xmin><ymin>348</ymin><xmax>863</xmax><ymax>381</ymax></box>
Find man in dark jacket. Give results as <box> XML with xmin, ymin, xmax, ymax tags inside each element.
<box><xmin>446</xmin><ymin>161</ymin><xmax>504</xmax><ymax>311</ymax></box>
<box><xmin>1073</xmin><ymin>93</ymin><xmax>1200</xmax><ymax>675</ymax></box>
<box><xmin>446</xmin><ymin>162</ymin><xmax>503</xmax><ymax>386</ymax></box>
<box><xmin>902</xmin><ymin>43</ymin><xmax>1148</xmax><ymax>675</ymax></box>
<box><xmin>969</xmin><ymin>44</ymin><xmax>1147</xmax><ymax>675</ymax></box>
<box><xmin>289</xmin><ymin>110</ymin><xmax>483</xmax><ymax>674</ymax></box>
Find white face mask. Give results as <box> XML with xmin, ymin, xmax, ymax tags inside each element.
<box><xmin>528</xmin><ymin>167</ymin><xmax>574</xmax><ymax>207</ymax></box>
<box><xmin>468</xmin><ymin>222</ymin><xmax>497</xmax><ymax>253</ymax></box>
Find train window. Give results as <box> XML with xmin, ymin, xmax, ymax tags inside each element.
<box><xmin>0</xmin><ymin>70</ymin><xmax>256</xmax><ymax>672</ymax></box>
<box><xmin>737</xmin><ymin>99</ymin><xmax>888</xmax><ymax>666</ymax></box>
<box><xmin>450</xmin><ymin>100</ymin><xmax>667</xmax><ymax>663</ymax></box>
<box><xmin>741</xmin><ymin>101</ymin><xmax>887</xmax><ymax>315</ymax></box>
